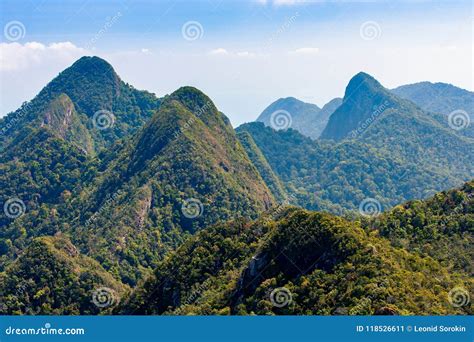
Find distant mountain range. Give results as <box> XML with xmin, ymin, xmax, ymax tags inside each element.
<box><xmin>257</xmin><ymin>79</ymin><xmax>473</xmax><ymax>141</ymax></box>
<box><xmin>242</xmin><ymin>72</ymin><xmax>473</xmax><ymax>214</ymax></box>
<box><xmin>256</xmin><ymin>97</ymin><xmax>342</xmax><ymax>139</ymax></box>
<box><xmin>392</xmin><ymin>81</ymin><xmax>474</xmax><ymax>120</ymax></box>
<box><xmin>0</xmin><ymin>57</ymin><xmax>472</xmax><ymax>316</ymax></box>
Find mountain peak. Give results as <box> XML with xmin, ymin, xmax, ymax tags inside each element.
<box><xmin>60</xmin><ymin>56</ymin><xmax>119</xmax><ymax>88</ymax></box>
<box><xmin>36</xmin><ymin>55</ymin><xmax>121</xmax><ymax>117</ymax></box>
<box><xmin>344</xmin><ymin>72</ymin><xmax>384</xmax><ymax>99</ymax></box>
<box><xmin>320</xmin><ymin>73</ymin><xmax>394</xmax><ymax>141</ymax></box>
<box><xmin>71</xmin><ymin>56</ymin><xmax>115</xmax><ymax>72</ymax></box>
<box><xmin>168</xmin><ymin>86</ymin><xmax>216</xmax><ymax>113</ymax></box>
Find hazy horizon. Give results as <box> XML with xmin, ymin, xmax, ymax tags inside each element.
<box><xmin>1</xmin><ymin>0</ymin><xmax>472</xmax><ymax>126</ymax></box>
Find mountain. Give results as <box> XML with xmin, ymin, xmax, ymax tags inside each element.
<box><xmin>320</xmin><ymin>73</ymin><xmax>471</xmax><ymax>143</ymax></box>
<box><xmin>256</xmin><ymin>97</ymin><xmax>340</xmax><ymax>139</ymax></box>
<box><xmin>237</xmin><ymin>120</ymin><xmax>474</xmax><ymax>215</ymax></box>
<box><xmin>392</xmin><ymin>81</ymin><xmax>474</xmax><ymax>119</ymax></box>
<box><xmin>0</xmin><ymin>58</ymin><xmax>275</xmax><ymax>288</ymax></box>
<box><xmin>120</xmin><ymin>182</ymin><xmax>473</xmax><ymax>315</ymax></box>
<box><xmin>40</xmin><ymin>87</ymin><xmax>273</xmax><ymax>286</ymax></box>
<box><xmin>371</xmin><ymin>179</ymin><xmax>474</xmax><ymax>276</ymax></box>
<box><xmin>237</xmin><ymin>131</ymin><xmax>287</xmax><ymax>202</ymax></box>
<box><xmin>0</xmin><ymin>234</ymin><xmax>126</xmax><ymax>315</ymax></box>
<box><xmin>0</xmin><ymin>58</ymin><xmax>161</xmax><ymax>253</ymax></box>
<box><xmin>318</xmin><ymin>97</ymin><xmax>342</xmax><ymax>131</ymax></box>
<box><xmin>392</xmin><ymin>81</ymin><xmax>473</xmax><ymax>138</ymax></box>
<box><xmin>0</xmin><ymin>56</ymin><xmax>160</xmax><ymax>153</ymax></box>
<box><xmin>320</xmin><ymin>72</ymin><xmax>398</xmax><ymax>141</ymax></box>
<box><xmin>1</xmin><ymin>57</ymin><xmax>472</xmax><ymax>317</ymax></box>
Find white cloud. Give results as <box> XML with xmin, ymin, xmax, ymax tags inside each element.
<box><xmin>289</xmin><ymin>47</ymin><xmax>320</xmax><ymax>55</ymax></box>
<box><xmin>209</xmin><ymin>48</ymin><xmax>229</xmax><ymax>55</ymax></box>
<box><xmin>0</xmin><ymin>41</ymin><xmax>87</xmax><ymax>71</ymax></box>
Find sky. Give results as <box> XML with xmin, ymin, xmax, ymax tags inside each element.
<box><xmin>0</xmin><ymin>0</ymin><xmax>472</xmax><ymax>126</ymax></box>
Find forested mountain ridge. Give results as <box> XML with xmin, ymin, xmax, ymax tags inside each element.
<box><xmin>0</xmin><ymin>56</ymin><xmax>160</xmax><ymax>153</ymax></box>
<box><xmin>240</xmin><ymin>72</ymin><xmax>473</xmax><ymax>214</ymax></box>
<box><xmin>392</xmin><ymin>81</ymin><xmax>473</xmax><ymax>120</ymax></box>
<box><xmin>392</xmin><ymin>81</ymin><xmax>474</xmax><ymax>138</ymax></box>
<box><xmin>0</xmin><ymin>57</ymin><xmax>275</xmax><ymax>288</ymax></box>
<box><xmin>368</xmin><ymin>180</ymin><xmax>474</xmax><ymax>276</ymax></box>
<box><xmin>0</xmin><ymin>57</ymin><xmax>472</xmax><ymax>316</ymax></box>
<box><xmin>0</xmin><ymin>67</ymin><xmax>275</xmax><ymax>287</ymax></box>
<box><xmin>238</xmin><ymin>120</ymin><xmax>473</xmax><ymax>215</ymax></box>
<box><xmin>64</xmin><ymin>86</ymin><xmax>275</xmax><ymax>285</ymax></box>
<box><xmin>0</xmin><ymin>234</ymin><xmax>126</xmax><ymax>315</ymax></box>
<box><xmin>119</xmin><ymin>181</ymin><xmax>473</xmax><ymax>315</ymax></box>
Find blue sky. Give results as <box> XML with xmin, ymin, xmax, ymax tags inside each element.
<box><xmin>0</xmin><ymin>0</ymin><xmax>472</xmax><ymax>126</ymax></box>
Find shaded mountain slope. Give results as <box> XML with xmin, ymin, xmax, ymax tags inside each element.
<box><xmin>242</xmin><ymin>72</ymin><xmax>474</xmax><ymax>214</ymax></box>
<box><xmin>392</xmin><ymin>81</ymin><xmax>473</xmax><ymax>119</ymax></box>
<box><xmin>120</xmin><ymin>196</ymin><xmax>473</xmax><ymax>315</ymax></box>
<box><xmin>238</xmin><ymin>121</ymin><xmax>474</xmax><ymax>215</ymax></box>
<box><xmin>392</xmin><ymin>81</ymin><xmax>474</xmax><ymax>138</ymax></box>
<box><xmin>66</xmin><ymin>87</ymin><xmax>275</xmax><ymax>285</ymax></box>
<box><xmin>0</xmin><ymin>56</ymin><xmax>160</xmax><ymax>153</ymax></box>
<box><xmin>0</xmin><ymin>234</ymin><xmax>126</xmax><ymax>315</ymax></box>
<box><xmin>237</xmin><ymin>131</ymin><xmax>287</xmax><ymax>202</ymax></box>
<box><xmin>369</xmin><ymin>180</ymin><xmax>474</xmax><ymax>275</ymax></box>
